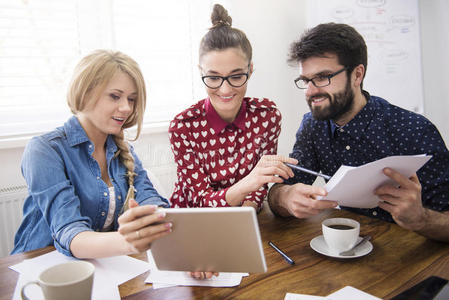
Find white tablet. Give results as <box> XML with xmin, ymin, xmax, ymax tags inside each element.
<box><xmin>150</xmin><ymin>207</ymin><xmax>267</xmax><ymax>273</ymax></box>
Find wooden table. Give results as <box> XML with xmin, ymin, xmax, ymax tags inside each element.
<box><xmin>1</xmin><ymin>205</ymin><xmax>449</xmax><ymax>300</ymax></box>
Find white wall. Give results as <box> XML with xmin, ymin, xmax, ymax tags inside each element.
<box><xmin>1</xmin><ymin>0</ymin><xmax>448</xmax><ymax>194</ymax></box>
<box><xmin>228</xmin><ymin>0</ymin><xmax>449</xmax><ymax>152</ymax></box>
<box><xmin>228</xmin><ymin>0</ymin><xmax>309</xmax><ymax>156</ymax></box>
<box><xmin>419</xmin><ymin>0</ymin><xmax>449</xmax><ymax>145</ymax></box>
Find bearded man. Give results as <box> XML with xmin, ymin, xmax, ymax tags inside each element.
<box><xmin>268</xmin><ymin>23</ymin><xmax>449</xmax><ymax>242</ymax></box>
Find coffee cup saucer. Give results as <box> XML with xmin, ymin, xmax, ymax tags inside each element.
<box><xmin>310</xmin><ymin>235</ymin><xmax>373</xmax><ymax>259</ymax></box>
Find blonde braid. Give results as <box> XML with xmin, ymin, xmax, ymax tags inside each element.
<box><xmin>114</xmin><ymin>132</ymin><xmax>137</xmax><ymax>213</ymax></box>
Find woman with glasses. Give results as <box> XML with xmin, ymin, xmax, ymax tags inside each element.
<box><xmin>169</xmin><ymin>4</ymin><xmax>297</xmax><ymax>214</ymax></box>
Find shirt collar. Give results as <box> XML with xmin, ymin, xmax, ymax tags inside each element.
<box><xmin>205</xmin><ymin>98</ymin><xmax>247</xmax><ymax>133</ymax></box>
<box><xmin>64</xmin><ymin>116</ymin><xmax>117</xmax><ymax>153</ymax></box>
<box><xmin>64</xmin><ymin>116</ymin><xmax>90</xmax><ymax>147</ymax></box>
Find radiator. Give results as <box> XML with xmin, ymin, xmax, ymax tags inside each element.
<box><xmin>0</xmin><ymin>185</ymin><xmax>27</xmax><ymax>258</ymax></box>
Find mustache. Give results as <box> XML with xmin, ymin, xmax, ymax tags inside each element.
<box><xmin>307</xmin><ymin>93</ymin><xmax>330</xmax><ymax>102</ymax></box>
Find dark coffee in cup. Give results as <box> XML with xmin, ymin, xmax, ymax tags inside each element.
<box><xmin>322</xmin><ymin>218</ymin><xmax>360</xmax><ymax>254</ymax></box>
<box><xmin>328</xmin><ymin>224</ymin><xmax>354</xmax><ymax>230</ymax></box>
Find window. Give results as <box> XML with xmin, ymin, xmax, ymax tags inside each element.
<box><xmin>0</xmin><ymin>0</ymin><xmax>212</xmax><ymax>140</ymax></box>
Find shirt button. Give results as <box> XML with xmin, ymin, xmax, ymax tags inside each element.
<box><xmin>103</xmin><ymin>192</ymin><xmax>108</xmax><ymax>196</ymax></box>
<box><xmin>118</xmin><ymin>195</ymin><xmax>122</xmax><ymax>200</ymax></box>
<box><xmin>372</xmin><ymin>211</ymin><xmax>378</xmax><ymax>216</ymax></box>
<box><xmin>96</xmin><ymin>176</ymin><xmax>100</xmax><ymax>180</ymax></box>
<box><xmin>345</xmin><ymin>145</ymin><xmax>351</xmax><ymax>150</ymax></box>
<box><xmin>89</xmin><ymin>145</ymin><xmax>92</xmax><ymax>148</ymax></box>
<box><xmin>101</xmin><ymin>212</ymin><xmax>106</xmax><ymax>216</ymax></box>
<box><xmin>339</xmin><ymin>128</ymin><xmax>344</xmax><ymax>132</ymax></box>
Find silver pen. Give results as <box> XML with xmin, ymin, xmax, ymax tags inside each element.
<box><xmin>285</xmin><ymin>163</ymin><xmax>331</xmax><ymax>181</ymax></box>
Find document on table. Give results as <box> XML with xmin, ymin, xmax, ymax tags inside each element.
<box><xmin>327</xmin><ymin>286</ymin><xmax>381</xmax><ymax>299</ymax></box>
<box><xmin>284</xmin><ymin>286</ymin><xmax>381</xmax><ymax>300</ymax></box>
<box><xmin>284</xmin><ymin>294</ymin><xmax>326</xmax><ymax>300</ymax></box>
<box><xmin>145</xmin><ymin>250</ymin><xmax>248</xmax><ymax>289</ymax></box>
<box><xmin>10</xmin><ymin>250</ymin><xmax>150</xmax><ymax>300</ymax></box>
<box><xmin>318</xmin><ymin>154</ymin><xmax>431</xmax><ymax>208</ymax></box>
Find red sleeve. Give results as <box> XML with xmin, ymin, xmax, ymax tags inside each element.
<box><xmin>240</xmin><ymin>105</ymin><xmax>282</xmax><ymax>210</ymax></box>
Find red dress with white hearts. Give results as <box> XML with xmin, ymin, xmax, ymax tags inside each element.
<box><xmin>168</xmin><ymin>97</ymin><xmax>282</xmax><ymax>210</ymax></box>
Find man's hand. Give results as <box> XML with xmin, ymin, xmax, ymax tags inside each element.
<box><xmin>376</xmin><ymin>168</ymin><xmax>426</xmax><ymax>231</ymax></box>
<box><xmin>270</xmin><ymin>182</ymin><xmax>337</xmax><ymax>218</ymax></box>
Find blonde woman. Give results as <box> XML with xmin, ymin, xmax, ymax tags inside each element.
<box><xmin>12</xmin><ymin>50</ymin><xmax>171</xmax><ymax>258</ymax></box>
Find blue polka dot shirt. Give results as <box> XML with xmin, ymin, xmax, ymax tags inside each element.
<box><xmin>287</xmin><ymin>91</ymin><xmax>449</xmax><ymax>223</ymax></box>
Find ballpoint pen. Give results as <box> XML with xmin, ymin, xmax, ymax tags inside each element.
<box><xmin>268</xmin><ymin>241</ymin><xmax>295</xmax><ymax>265</ymax></box>
<box><xmin>284</xmin><ymin>163</ymin><xmax>331</xmax><ymax>181</ymax></box>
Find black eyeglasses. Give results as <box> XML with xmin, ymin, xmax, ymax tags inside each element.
<box><xmin>201</xmin><ymin>67</ymin><xmax>250</xmax><ymax>89</ymax></box>
<box><xmin>294</xmin><ymin>67</ymin><xmax>348</xmax><ymax>89</ymax></box>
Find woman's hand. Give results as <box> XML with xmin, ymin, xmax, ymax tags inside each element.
<box><xmin>239</xmin><ymin>155</ymin><xmax>298</xmax><ymax>194</ymax></box>
<box><xmin>189</xmin><ymin>271</ymin><xmax>219</xmax><ymax>279</ymax></box>
<box><xmin>226</xmin><ymin>155</ymin><xmax>298</xmax><ymax>206</ymax></box>
<box><xmin>118</xmin><ymin>199</ymin><xmax>172</xmax><ymax>253</ymax></box>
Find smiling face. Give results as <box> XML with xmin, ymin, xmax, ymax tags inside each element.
<box><xmin>78</xmin><ymin>71</ymin><xmax>137</xmax><ymax>143</ymax></box>
<box><xmin>299</xmin><ymin>54</ymin><xmax>356</xmax><ymax>124</ymax></box>
<box><xmin>199</xmin><ymin>47</ymin><xmax>252</xmax><ymax>122</ymax></box>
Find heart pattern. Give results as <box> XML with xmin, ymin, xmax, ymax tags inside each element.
<box><xmin>169</xmin><ymin>97</ymin><xmax>281</xmax><ymax>209</ymax></box>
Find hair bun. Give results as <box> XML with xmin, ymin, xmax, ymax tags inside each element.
<box><xmin>211</xmin><ymin>4</ymin><xmax>232</xmax><ymax>28</ymax></box>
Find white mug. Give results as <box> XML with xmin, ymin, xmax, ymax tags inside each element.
<box><xmin>322</xmin><ymin>218</ymin><xmax>360</xmax><ymax>255</ymax></box>
<box><xmin>21</xmin><ymin>260</ymin><xmax>94</xmax><ymax>300</ymax></box>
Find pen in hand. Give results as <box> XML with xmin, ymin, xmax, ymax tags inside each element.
<box><xmin>268</xmin><ymin>241</ymin><xmax>295</xmax><ymax>265</ymax></box>
<box><xmin>284</xmin><ymin>163</ymin><xmax>331</xmax><ymax>181</ymax></box>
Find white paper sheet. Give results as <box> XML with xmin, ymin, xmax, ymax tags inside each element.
<box><xmin>319</xmin><ymin>154</ymin><xmax>431</xmax><ymax>208</ymax></box>
<box><xmin>284</xmin><ymin>286</ymin><xmax>381</xmax><ymax>300</ymax></box>
<box><xmin>284</xmin><ymin>293</ymin><xmax>327</xmax><ymax>299</ymax></box>
<box><xmin>327</xmin><ymin>286</ymin><xmax>381</xmax><ymax>300</ymax></box>
<box><xmin>10</xmin><ymin>250</ymin><xmax>150</xmax><ymax>300</ymax></box>
<box><xmin>145</xmin><ymin>250</ymin><xmax>248</xmax><ymax>288</ymax></box>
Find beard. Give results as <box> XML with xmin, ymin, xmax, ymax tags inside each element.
<box><xmin>307</xmin><ymin>79</ymin><xmax>354</xmax><ymax>121</ymax></box>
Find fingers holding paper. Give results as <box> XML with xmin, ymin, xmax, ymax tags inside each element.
<box><xmin>118</xmin><ymin>199</ymin><xmax>172</xmax><ymax>253</ymax></box>
<box><xmin>376</xmin><ymin>168</ymin><xmax>426</xmax><ymax>231</ymax></box>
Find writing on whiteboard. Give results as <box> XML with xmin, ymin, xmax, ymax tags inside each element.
<box><xmin>307</xmin><ymin>0</ymin><xmax>423</xmax><ymax>113</ymax></box>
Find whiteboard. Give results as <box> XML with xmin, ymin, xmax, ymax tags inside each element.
<box><xmin>306</xmin><ymin>0</ymin><xmax>424</xmax><ymax>113</ymax></box>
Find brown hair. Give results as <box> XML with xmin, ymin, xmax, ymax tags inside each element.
<box><xmin>199</xmin><ymin>4</ymin><xmax>252</xmax><ymax>62</ymax></box>
<box><xmin>67</xmin><ymin>50</ymin><xmax>146</xmax><ymax>211</ymax></box>
<box><xmin>288</xmin><ymin>23</ymin><xmax>368</xmax><ymax>88</ymax></box>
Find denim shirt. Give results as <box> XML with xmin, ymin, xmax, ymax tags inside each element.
<box><xmin>286</xmin><ymin>92</ymin><xmax>449</xmax><ymax>222</ymax></box>
<box><xmin>12</xmin><ymin>116</ymin><xmax>170</xmax><ymax>256</ymax></box>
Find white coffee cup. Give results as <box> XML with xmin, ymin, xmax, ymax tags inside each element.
<box><xmin>21</xmin><ymin>260</ymin><xmax>95</xmax><ymax>300</ymax></box>
<box><xmin>322</xmin><ymin>218</ymin><xmax>360</xmax><ymax>255</ymax></box>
